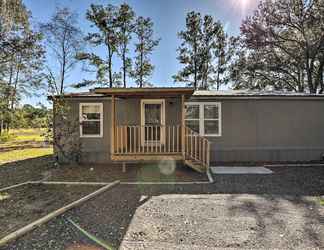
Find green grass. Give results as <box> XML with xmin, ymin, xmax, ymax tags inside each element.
<box><xmin>9</xmin><ymin>128</ymin><xmax>46</xmax><ymax>142</ymax></box>
<box><xmin>0</xmin><ymin>128</ymin><xmax>47</xmax><ymax>148</ymax></box>
<box><xmin>320</xmin><ymin>198</ymin><xmax>324</xmax><ymax>206</ymax></box>
<box><xmin>0</xmin><ymin>148</ymin><xmax>53</xmax><ymax>164</ymax></box>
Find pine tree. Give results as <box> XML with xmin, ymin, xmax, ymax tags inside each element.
<box><xmin>173</xmin><ymin>11</ymin><xmax>202</xmax><ymax>89</ymax></box>
<box><xmin>131</xmin><ymin>16</ymin><xmax>160</xmax><ymax>87</ymax></box>
<box><xmin>116</xmin><ymin>3</ymin><xmax>135</xmax><ymax>88</ymax></box>
<box><xmin>76</xmin><ymin>4</ymin><xmax>120</xmax><ymax>88</ymax></box>
<box><xmin>174</xmin><ymin>12</ymin><xmax>235</xmax><ymax>90</ymax></box>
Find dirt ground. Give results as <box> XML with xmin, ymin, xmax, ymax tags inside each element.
<box><xmin>0</xmin><ymin>156</ymin><xmax>54</xmax><ymax>189</ymax></box>
<box><xmin>3</xmin><ymin>165</ymin><xmax>324</xmax><ymax>250</ymax></box>
<box><xmin>0</xmin><ymin>157</ymin><xmax>208</xmax><ymax>190</ymax></box>
<box><xmin>46</xmin><ymin>162</ymin><xmax>208</xmax><ymax>183</ymax></box>
<box><xmin>1</xmin><ymin>161</ymin><xmax>324</xmax><ymax>249</ymax></box>
<box><xmin>0</xmin><ymin>183</ymin><xmax>98</xmax><ymax>239</ymax></box>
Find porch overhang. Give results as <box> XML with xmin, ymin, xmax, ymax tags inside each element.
<box><xmin>93</xmin><ymin>87</ymin><xmax>194</xmax><ymax>98</ymax></box>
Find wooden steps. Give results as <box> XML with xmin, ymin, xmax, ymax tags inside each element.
<box><xmin>184</xmin><ymin>159</ymin><xmax>206</xmax><ymax>173</ymax></box>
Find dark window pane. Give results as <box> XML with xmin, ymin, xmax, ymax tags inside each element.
<box><xmin>204</xmin><ymin>105</ymin><xmax>218</xmax><ymax>119</ymax></box>
<box><xmin>185</xmin><ymin>105</ymin><xmax>199</xmax><ymax>119</ymax></box>
<box><xmin>185</xmin><ymin>120</ymin><xmax>199</xmax><ymax>133</ymax></box>
<box><xmin>204</xmin><ymin>120</ymin><xmax>219</xmax><ymax>135</ymax></box>
<box><xmin>83</xmin><ymin>113</ymin><xmax>100</xmax><ymax>120</ymax></box>
<box><xmin>145</xmin><ymin>104</ymin><xmax>161</xmax><ymax>125</ymax></box>
<box><xmin>82</xmin><ymin>121</ymin><xmax>100</xmax><ymax>135</ymax></box>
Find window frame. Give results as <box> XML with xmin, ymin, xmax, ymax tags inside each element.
<box><xmin>185</xmin><ymin>102</ymin><xmax>222</xmax><ymax>137</ymax></box>
<box><xmin>79</xmin><ymin>103</ymin><xmax>103</xmax><ymax>138</ymax></box>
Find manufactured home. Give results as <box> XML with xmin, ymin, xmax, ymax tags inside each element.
<box><xmin>52</xmin><ymin>87</ymin><xmax>324</xmax><ymax>172</ymax></box>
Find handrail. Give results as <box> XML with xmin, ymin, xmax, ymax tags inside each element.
<box><xmin>184</xmin><ymin>126</ymin><xmax>210</xmax><ymax>170</ymax></box>
<box><xmin>113</xmin><ymin>124</ymin><xmax>211</xmax><ymax>171</ymax></box>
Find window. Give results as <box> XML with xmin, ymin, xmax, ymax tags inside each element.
<box><xmin>184</xmin><ymin>104</ymin><xmax>200</xmax><ymax>133</ymax></box>
<box><xmin>185</xmin><ymin>102</ymin><xmax>221</xmax><ymax>136</ymax></box>
<box><xmin>80</xmin><ymin>103</ymin><xmax>103</xmax><ymax>137</ymax></box>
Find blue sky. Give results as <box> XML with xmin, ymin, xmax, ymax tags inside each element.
<box><xmin>23</xmin><ymin>0</ymin><xmax>260</xmax><ymax>107</ymax></box>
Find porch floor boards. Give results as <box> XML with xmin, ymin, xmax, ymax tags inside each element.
<box><xmin>111</xmin><ymin>153</ymin><xmax>183</xmax><ymax>161</ymax></box>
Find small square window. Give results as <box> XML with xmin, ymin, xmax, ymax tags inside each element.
<box><xmin>80</xmin><ymin>103</ymin><xmax>103</xmax><ymax>137</ymax></box>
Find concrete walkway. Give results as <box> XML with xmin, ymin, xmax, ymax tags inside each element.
<box><xmin>211</xmin><ymin>166</ymin><xmax>273</xmax><ymax>174</ymax></box>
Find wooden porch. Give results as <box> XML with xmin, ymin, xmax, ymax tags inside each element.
<box><xmin>100</xmin><ymin>88</ymin><xmax>211</xmax><ymax>173</ymax></box>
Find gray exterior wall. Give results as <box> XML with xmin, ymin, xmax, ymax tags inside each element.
<box><xmin>189</xmin><ymin>97</ymin><xmax>324</xmax><ymax>163</ymax></box>
<box><xmin>54</xmin><ymin>97</ymin><xmax>182</xmax><ymax>163</ymax></box>
<box><xmin>55</xmin><ymin>96</ymin><xmax>324</xmax><ymax>164</ymax></box>
<box><xmin>55</xmin><ymin>99</ymin><xmax>112</xmax><ymax>163</ymax></box>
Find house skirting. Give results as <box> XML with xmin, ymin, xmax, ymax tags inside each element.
<box><xmin>211</xmin><ymin>147</ymin><xmax>324</xmax><ymax>163</ymax></box>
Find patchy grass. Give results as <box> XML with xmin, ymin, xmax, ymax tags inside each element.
<box><xmin>0</xmin><ymin>148</ymin><xmax>53</xmax><ymax>164</ymax></box>
<box><xmin>0</xmin><ymin>128</ymin><xmax>49</xmax><ymax>151</ymax></box>
<box><xmin>9</xmin><ymin>128</ymin><xmax>46</xmax><ymax>142</ymax></box>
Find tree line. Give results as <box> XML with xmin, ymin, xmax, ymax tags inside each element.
<box><xmin>0</xmin><ymin>0</ymin><xmax>323</xmax><ymax>132</ymax></box>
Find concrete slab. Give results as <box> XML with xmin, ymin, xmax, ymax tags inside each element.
<box><xmin>211</xmin><ymin>166</ymin><xmax>273</xmax><ymax>174</ymax></box>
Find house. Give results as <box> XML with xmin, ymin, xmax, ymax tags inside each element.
<box><xmin>51</xmin><ymin>87</ymin><xmax>324</xmax><ymax>172</ymax></box>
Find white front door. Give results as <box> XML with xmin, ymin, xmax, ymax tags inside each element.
<box><xmin>141</xmin><ymin>99</ymin><xmax>165</xmax><ymax>145</ymax></box>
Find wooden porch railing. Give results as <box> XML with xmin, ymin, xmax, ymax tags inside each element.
<box><xmin>114</xmin><ymin>125</ymin><xmax>182</xmax><ymax>154</ymax></box>
<box><xmin>113</xmin><ymin>124</ymin><xmax>211</xmax><ymax>172</ymax></box>
<box><xmin>184</xmin><ymin>126</ymin><xmax>211</xmax><ymax>170</ymax></box>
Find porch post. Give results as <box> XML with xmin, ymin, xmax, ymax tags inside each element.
<box><xmin>111</xmin><ymin>95</ymin><xmax>115</xmax><ymax>155</ymax></box>
<box><xmin>181</xmin><ymin>94</ymin><xmax>185</xmax><ymax>159</ymax></box>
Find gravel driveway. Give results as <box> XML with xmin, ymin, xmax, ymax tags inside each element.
<box><xmin>3</xmin><ymin>166</ymin><xmax>324</xmax><ymax>250</ymax></box>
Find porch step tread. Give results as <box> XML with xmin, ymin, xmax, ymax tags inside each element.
<box><xmin>185</xmin><ymin>159</ymin><xmax>205</xmax><ymax>173</ymax></box>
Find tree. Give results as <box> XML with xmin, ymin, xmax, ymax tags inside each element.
<box><xmin>173</xmin><ymin>11</ymin><xmax>202</xmax><ymax>89</ymax></box>
<box><xmin>116</xmin><ymin>3</ymin><xmax>135</xmax><ymax>88</ymax></box>
<box><xmin>199</xmin><ymin>16</ymin><xmax>237</xmax><ymax>90</ymax></box>
<box><xmin>0</xmin><ymin>0</ymin><xmax>45</xmax><ymax>131</ymax></box>
<box><xmin>131</xmin><ymin>16</ymin><xmax>160</xmax><ymax>87</ymax></box>
<box><xmin>41</xmin><ymin>7</ymin><xmax>83</xmax><ymax>95</ymax></box>
<box><xmin>237</xmin><ymin>0</ymin><xmax>324</xmax><ymax>93</ymax></box>
<box><xmin>174</xmin><ymin>12</ymin><xmax>235</xmax><ymax>90</ymax></box>
<box><xmin>76</xmin><ymin>4</ymin><xmax>120</xmax><ymax>88</ymax></box>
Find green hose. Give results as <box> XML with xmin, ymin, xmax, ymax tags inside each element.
<box><xmin>67</xmin><ymin>218</ymin><xmax>114</xmax><ymax>250</ymax></box>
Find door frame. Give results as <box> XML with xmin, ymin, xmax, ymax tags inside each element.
<box><xmin>140</xmin><ymin>99</ymin><xmax>165</xmax><ymax>146</ymax></box>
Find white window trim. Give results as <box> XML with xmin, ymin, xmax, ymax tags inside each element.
<box><xmin>185</xmin><ymin>102</ymin><xmax>222</xmax><ymax>137</ymax></box>
<box><xmin>79</xmin><ymin>103</ymin><xmax>103</xmax><ymax>138</ymax></box>
<box><xmin>140</xmin><ymin>99</ymin><xmax>165</xmax><ymax>145</ymax></box>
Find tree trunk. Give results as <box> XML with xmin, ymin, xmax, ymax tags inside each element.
<box><xmin>194</xmin><ymin>41</ymin><xmax>197</xmax><ymax>90</ymax></box>
<box><xmin>0</xmin><ymin>120</ymin><xmax>3</xmax><ymax>136</ymax></box>
<box><xmin>108</xmin><ymin>49</ymin><xmax>113</xmax><ymax>88</ymax></box>
<box><xmin>123</xmin><ymin>49</ymin><xmax>126</xmax><ymax>88</ymax></box>
<box><xmin>306</xmin><ymin>64</ymin><xmax>315</xmax><ymax>93</ymax></box>
<box><xmin>60</xmin><ymin>53</ymin><xmax>66</xmax><ymax>94</ymax></box>
<box><xmin>11</xmin><ymin>66</ymin><xmax>20</xmax><ymax>110</ymax></box>
<box><xmin>139</xmin><ymin>43</ymin><xmax>143</xmax><ymax>88</ymax></box>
